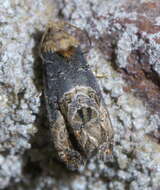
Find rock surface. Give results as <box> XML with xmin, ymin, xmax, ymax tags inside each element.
<box><xmin>0</xmin><ymin>0</ymin><xmax>160</xmax><ymax>189</ymax></box>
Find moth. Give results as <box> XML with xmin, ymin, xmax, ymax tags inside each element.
<box><xmin>40</xmin><ymin>21</ymin><xmax>114</xmax><ymax>170</ymax></box>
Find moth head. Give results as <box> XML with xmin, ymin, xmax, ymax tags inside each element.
<box><xmin>40</xmin><ymin>21</ymin><xmax>79</xmax><ymax>57</ymax></box>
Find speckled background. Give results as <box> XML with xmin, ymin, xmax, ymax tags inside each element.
<box><xmin>0</xmin><ymin>0</ymin><xmax>160</xmax><ymax>189</ymax></box>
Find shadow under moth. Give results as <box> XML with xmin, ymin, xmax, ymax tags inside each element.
<box><xmin>40</xmin><ymin>21</ymin><xmax>114</xmax><ymax>170</ymax></box>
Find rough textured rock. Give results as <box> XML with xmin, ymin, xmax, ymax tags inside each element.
<box><xmin>0</xmin><ymin>0</ymin><xmax>160</xmax><ymax>189</ymax></box>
